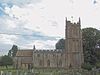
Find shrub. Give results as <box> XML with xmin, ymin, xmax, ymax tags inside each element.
<box><xmin>96</xmin><ymin>62</ymin><xmax>100</xmax><ymax>68</ymax></box>
<box><xmin>81</xmin><ymin>63</ymin><xmax>93</xmax><ymax>70</ymax></box>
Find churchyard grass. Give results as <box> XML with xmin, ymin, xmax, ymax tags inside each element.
<box><xmin>0</xmin><ymin>67</ymin><xmax>100</xmax><ymax>75</ymax></box>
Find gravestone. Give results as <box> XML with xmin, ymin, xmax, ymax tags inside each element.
<box><xmin>0</xmin><ymin>71</ymin><xmax>3</xmax><ymax>75</ymax></box>
<box><xmin>9</xmin><ymin>71</ymin><xmax>12</xmax><ymax>75</ymax></box>
<box><xmin>24</xmin><ymin>72</ymin><xmax>27</xmax><ymax>75</ymax></box>
<box><xmin>16</xmin><ymin>70</ymin><xmax>19</xmax><ymax>75</ymax></box>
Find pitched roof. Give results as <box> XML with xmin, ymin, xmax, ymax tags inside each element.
<box><xmin>16</xmin><ymin>50</ymin><xmax>33</xmax><ymax>57</ymax></box>
<box><xmin>21</xmin><ymin>57</ymin><xmax>33</xmax><ymax>64</ymax></box>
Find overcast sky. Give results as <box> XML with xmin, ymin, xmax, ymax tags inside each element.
<box><xmin>0</xmin><ymin>0</ymin><xmax>100</xmax><ymax>56</ymax></box>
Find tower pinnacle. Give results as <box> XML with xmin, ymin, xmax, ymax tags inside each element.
<box><xmin>65</xmin><ymin>17</ymin><xmax>67</xmax><ymax>28</ymax></box>
<box><xmin>65</xmin><ymin>17</ymin><xmax>67</xmax><ymax>23</ymax></box>
<box><xmin>79</xmin><ymin>17</ymin><xmax>81</xmax><ymax>25</ymax></box>
<box><xmin>33</xmin><ymin>45</ymin><xmax>36</xmax><ymax>50</ymax></box>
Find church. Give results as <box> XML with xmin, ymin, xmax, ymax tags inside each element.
<box><xmin>14</xmin><ymin>17</ymin><xmax>84</xmax><ymax>69</ymax></box>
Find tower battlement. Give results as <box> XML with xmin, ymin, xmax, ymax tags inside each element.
<box><xmin>33</xmin><ymin>49</ymin><xmax>63</xmax><ymax>53</ymax></box>
<box><xmin>67</xmin><ymin>21</ymin><xmax>80</xmax><ymax>25</ymax></box>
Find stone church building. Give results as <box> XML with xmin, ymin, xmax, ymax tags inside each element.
<box><xmin>14</xmin><ymin>17</ymin><xmax>84</xmax><ymax>69</ymax></box>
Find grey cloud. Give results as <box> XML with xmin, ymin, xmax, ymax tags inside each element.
<box><xmin>0</xmin><ymin>0</ymin><xmax>41</xmax><ymax>7</ymax></box>
<box><xmin>0</xmin><ymin>17</ymin><xmax>9</xmax><ymax>32</ymax></box>
<box><xmin>0</xmin><ymin>17</ymin><xmax>58</xmax><ymax>55</ymax></box>
<box><xmin>0</xmin><ymin>43</ymin><xmax>12</xmax><ymax>55</ymax></box>
<box><xmin>48</xmin><ymin>20</ymin><xmax>58</xmax><ymax>27</ymax></box>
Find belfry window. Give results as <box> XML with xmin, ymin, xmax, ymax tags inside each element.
<box><xmin>37</xmin><ymin>54</ymin><xmax>40</xmax><ymax>57</ymax></box>
<box><xmin>39</xmin><ymin>60</ymin><xmax>42</xmax><ymax>66</ymax></box>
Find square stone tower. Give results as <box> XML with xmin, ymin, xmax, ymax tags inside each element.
<box><xmin>65</xmin><ymin>17</ymin><xmax>84</xmax><ymax>68</ymax></box>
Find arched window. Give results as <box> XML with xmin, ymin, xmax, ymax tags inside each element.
<box><xmin>53</xmin><ymin>54</ymin><xmax>55</xmax><ymax>57</ymax></box>
<box><xmin>46</xmin><ymin>54</ymin><xmax>48</xmax><ymax>57</ymax></box>
<box><xmin>37</xmin><ymin>54</ymin><xmax>40</xmax><ymax>57</ymax></box>
<box><xmin>69</xmin><ymin>64</ymin><xmax>72</xmax><ymax>68</ymax></box>
<box><xmin>61</xmin><ymin>53</ymin><xmax>63</xmax><ymax>57</ymax></box>
<box><xmin>47</xmin><ymin>60</ymin><xmax>50</xmax><ymax>67</ymax></box>
<box><xmin>39</xmin><ymin>60</ymin><xmax>42</xmax><ymax>66</ymax></box>
<box><xmin>59</xmin><ymin>59</ymin><xmax>62</xmax><ymax>67</ymax></box>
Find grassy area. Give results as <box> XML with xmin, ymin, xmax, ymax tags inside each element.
<box><xmin>0</xmin><ymin>67</ymin><xmax>100</xmax><ymax>75</ymax></box>
<box><xmin>0</xmin><ymin>66</ymin><xmax>22</xmax><ymax>73</ymax></box>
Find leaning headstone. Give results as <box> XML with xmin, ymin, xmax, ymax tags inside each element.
<box><xmin>3</xmin><ymin>72</ymin><xmax>6</xmax><ymax>75</ymax></box>
<box><xmin>16</xmin><ymin>70</ymin><xmax>19</xmax><ymax>75</ymax></box>
<box><xmin>0</xmin><ymin>71</ymin><xmax>4</xmax><ymax>75</ymax></box>
<box><xmin>76</xmin><ymin>72</ymin><xmax>81</xmax><ymax>75</ymax></box>
<box><xmin>96</xmin><ymin>69</ymin><xmax>100</xmax><ymax>75</ymax></box>
<box><xmin>5</xmin><ymin>71</ymin><xmax>8</xmax><ymax>75</ymax></box>
<box><xmin>20</xmin><ymin>72</ymin><xmax>23</xmax><ymax>75</ymax></box>
<box><xmin>24</xmin><ymin>72</ymin><xmax>27</xmax><ymax>75</ymax></box>
<box><xmin>31</xmin><ymin>69</ymin><xmax>34</xmax><ymax>73</ymax></box>
<box><xmin>9</xmin><ymin>71</ymin><xmax>12</xmax><ymax>75</ymax></box>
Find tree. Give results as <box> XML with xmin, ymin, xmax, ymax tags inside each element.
<box><xmin>0</xmin><ymin>55</ymin><xmax>13</xmax><ymax>68</ymax></box>
<box><xmin>96</xmin><ymin>62</ymin><xmax>100</xmax><ymax>68</ymax></box>
<box><xmin>82</xmin><ymin>27</ymin><xmax>100</xmax><ymax>65</ymax></box>
<box><xmin>0</xmin><ymin>57</ymin><xmax>2</xmax><ymax>66</ymax></box>
<box><xmin>8</xmin><ymin>50</ymin><xmax>12</xmax><ymax>56</ymax></box>
<box><xmin>55</xmin><ymin>39</ymin><xmax>65</xmax><ymax>49</ymax></box>
<box><xmin>8</xmin><ymin>45</ymin><xmax>18</xmax><ymax>57</ymax></box>
<box><xmin>81</xmin><ymin>63</ymin><xmax>93</xmax><ymax>70</ymax></box>
<box><xmin>95</xmin><ymin>40</ymin><xmax>100</xmax><ymax>61</ymax></box>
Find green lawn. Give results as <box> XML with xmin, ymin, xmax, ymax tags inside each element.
<box><xmin>0</xmin><ymin>67</ymin><xmax>100</xmax><ymax>75</ymax></box>
<box><xmin>0</xmin><ymin>66</ymin><xmax>16</xmax><ymax>71</ymax></box>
